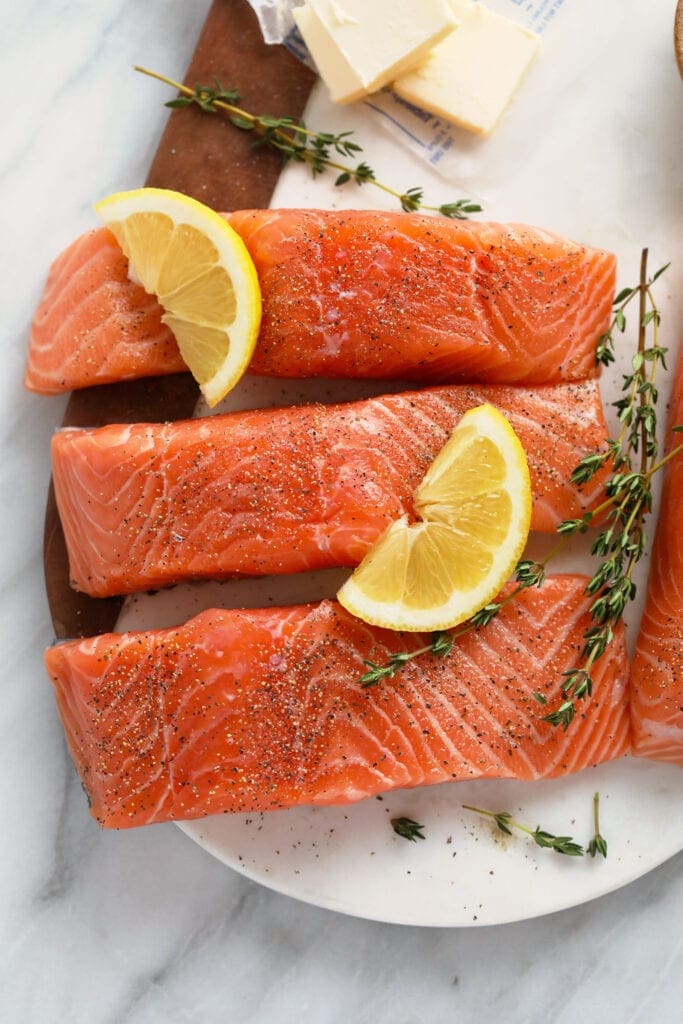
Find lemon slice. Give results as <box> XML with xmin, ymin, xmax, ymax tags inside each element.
<box><xmin>95</xmin><ymin>187</ymin><xmax>261</xmax><ymax>407</ymax></box>
<box><xmin>337</xmin><ymin>404</ymin><xmax>532</xmax><ymax>632</ymax></box>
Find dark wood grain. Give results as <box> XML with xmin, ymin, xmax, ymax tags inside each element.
<box><xmin>146</xmin><ymin>0</ymin><xmax>315</xmax><ymax>210</ymax></box>
<box><xmin>44</xmin><ymin>0</ymin><xmax>315</xmax><ymax>639</ymax></box>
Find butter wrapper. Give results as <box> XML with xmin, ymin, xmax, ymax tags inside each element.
<box><xmin>245</xmin><ymin>0</ymin><xmax>580</xmax><ymax>192</ymax></box>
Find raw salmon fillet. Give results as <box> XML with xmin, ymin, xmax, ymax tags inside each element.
<box><xmin>52</xmin><ymin>381</ymin><xmax>611</xmax><ymax>598</ymax></box>
<box><xmin>25</xmin><ymin>228</ymin><xmax>186</xmax><ymax>394</ymax></box>
<box><xmin>25</xmin><ymin>211</ymin><xmax>616</xmax><ymax>394</ymax></box>
<box><xmin>45</xmin><ymin>576</ymin><xmax>631</xmax><ymax>828</ymax></box>
<box><xmin>233</xmin><ymin>210</ymin><xmax>615</xmax><ymax>383</ymax></box>
<box><xmin>631</xmin><ymin>357</ymin><xmax>683</xmax><ymax>765</ymax></box>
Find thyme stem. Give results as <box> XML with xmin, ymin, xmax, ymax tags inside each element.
<box><xmin>135</xmin><ymin>65</ymin><xmax>482</xmax><ymax>219</ymax></box>
<box><xmin>638</xmin><ymin>249</ymin><xmax>650</xmax><ymax>474</ymax></box>
<box><xmin>462</xmin><ymin>805</ymin><xmax>584</xmax><ymax>857</ymax></box>
<box><xmin>646</xmin><ymin>442</ymin><xmax>683</xmax><ymax>478</ymax></box>
<box><xmin>137</xmin><ymin>65</ymin><xmax>268</xmax><ymax>129</ymax></box>
<box><xmin>587</xmin><ymin>791</ymin><xmax>608</xmax><ymax>858</ymax></box>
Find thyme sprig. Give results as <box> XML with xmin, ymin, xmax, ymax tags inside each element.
<box><xmin>463</xmin><ymin>805</ymin><xmax>584</xmax><ymax>857</ymax></box>
<box><xmin>540</xmin><ymin>250</ymin><xmax>682</xmax><ymax>729</ymax></box>
<box><xmin>135</xmin><ymin>66</ymin><xmax>482</xmax><ymax>220</ymax></box>
<box><xmin>391</xmin><ymin>817</ymin><xmax>426</xmax><ymax>842</ymax></box>
<box><xmin>360</xmin><ymin>631</ymin><xmax>454</xmax><ymax>687</ymax></box>
<box><xmin>464</xmin><ymin>791</ymin><xmax>607</xmax><ymax>858</ymax></box>
<box><xmin>587</xmin><ymin>791</ymin><xmax>608</xmax><ymax>859</ymax></box>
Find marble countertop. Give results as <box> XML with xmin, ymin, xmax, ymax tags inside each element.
<box><xmin>3</xmin><ymin>1</ymin><xmax>683</xmax><ymax>1020</ymax></box>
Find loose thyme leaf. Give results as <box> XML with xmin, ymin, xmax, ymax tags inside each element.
<box><xmin>135</xmin><ymin>66</ymin><xmax>481</xmax><ymax>220</ymax></box>
<box><xmin>557</xmin><ymin>514</ymin><xmax>592</xmax><ymax>537</ymax></box>
<box><xmin>353</xmin><ymin>161</ymin><xmax>375</xmax><ymax>183</ymax></box>
<box><xmin>491</xmin><ymin>811</ymin><xmax>514</xmax><ymax>835</ymax></box>
<box><xmin>588</xmin><ymin>834</ymin><xmax>608</xmax><ymax>858</ymax></box>
<box><xmin>532</xmin><ymin>829</ymin><xmax>584</xmax><ymax>856</ymax></box>
<box><xmin>542</xmin><ymin>700</ymin><xmax>575</xmax><ymax>729</ymax></box>
<box><xmin>440</xmin><ymin>201</ymin><xmax>483</xmax><ymax>219</ymax></box>
<box><xmin>596</xmin><ymin>333</ymin><xmax>616</xmax><ymax>366</ymax></box>
<box><xmin>391</xmin><ymin>817</ymin><xmax>426</xmax><ymax>842</ymax></box>
<box><xmin>561</xmin><ymin>668</ymin><xmax>593</xmax><ymax>698</ymax></box>
<box><xmin>400</xmin><ymin>187</ymin><xmax>424</xmax><ymax>212</ymax></box>
<box><xmin>570</xmin><ymin>451</ymin><xmax>611</xmax><ymax>486</ymax></box>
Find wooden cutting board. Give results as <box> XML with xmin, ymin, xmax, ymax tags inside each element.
<box><xmin>43</xmin><ymin>0</ymin><xmax>315</xmax><ymax>639</ymax></box>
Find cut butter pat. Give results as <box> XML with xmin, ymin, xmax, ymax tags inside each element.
<box><xmin>394</xmin><ymin>0</ymin><xmax>540</xmax><ymax>136</ymax></box>
<box><xmin>293</xmin><ymin>0</ymin><xmax>457</xmax><ymax>105</ymax></box>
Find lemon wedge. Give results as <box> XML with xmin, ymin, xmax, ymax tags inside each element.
<box><xmin>95</xmin><ymin>188</ymin><xmax>261</xmax><ymax>407</ymax></box>
<box><xmin>337</xmin><ymin>404</ymin><xmax>532</xmax><ymax>632</ymax></box>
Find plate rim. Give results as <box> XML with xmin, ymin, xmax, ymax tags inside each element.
<box><xmin>177</xmin><ymin>807</ymin><xmax>683</xmax><ymax>928</ymax></box>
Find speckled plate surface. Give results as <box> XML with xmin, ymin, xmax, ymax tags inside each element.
<box><xmin>178</xmin><ymin>761</ymin><xmax>683</xmax><ymax>926</ymax></box>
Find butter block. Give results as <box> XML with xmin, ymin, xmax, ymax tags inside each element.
<box><xmin>393</xmin><ymin>0</ymin><xmax>540</xmax><ymax>136</ymax></box>
<box><xmin>293</xmin><ymin>0</ymin><xmax>457</xmax><ymax>105</ymax></box>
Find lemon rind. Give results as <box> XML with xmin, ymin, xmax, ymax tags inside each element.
<box><xmin>95</xmin><ymin>188</ymin><xmax>261</xmax><ymax>407</ymax></box>
<box><xmin>337</xmin><ymin>405</ymin><xmax>532</xmax><ymax>633</ymax></box>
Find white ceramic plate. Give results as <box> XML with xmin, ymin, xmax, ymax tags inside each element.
<box><xmin>177</xmin><ymin>761</ymin><xmax>683</xmax><ymax>927</ymax></box>
<box><xmin>118</xmin><ymin>0</ymin><xmax>683</xmax><ymax>924</ymax></box>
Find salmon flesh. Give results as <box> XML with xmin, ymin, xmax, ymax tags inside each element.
<box><xmin>25</xmin><ymin>211</ymin><xmax>616</xmax><ymax>394</ymax></box>
<box><xmin>45</xmin><ymin>577</ymin><xmax>631</xmax><ymax>829</ymax></box>
<box><xmin>52</xmin><ymin>382</ymin><xmax>611</xmax><ymax>597</ymax></box>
